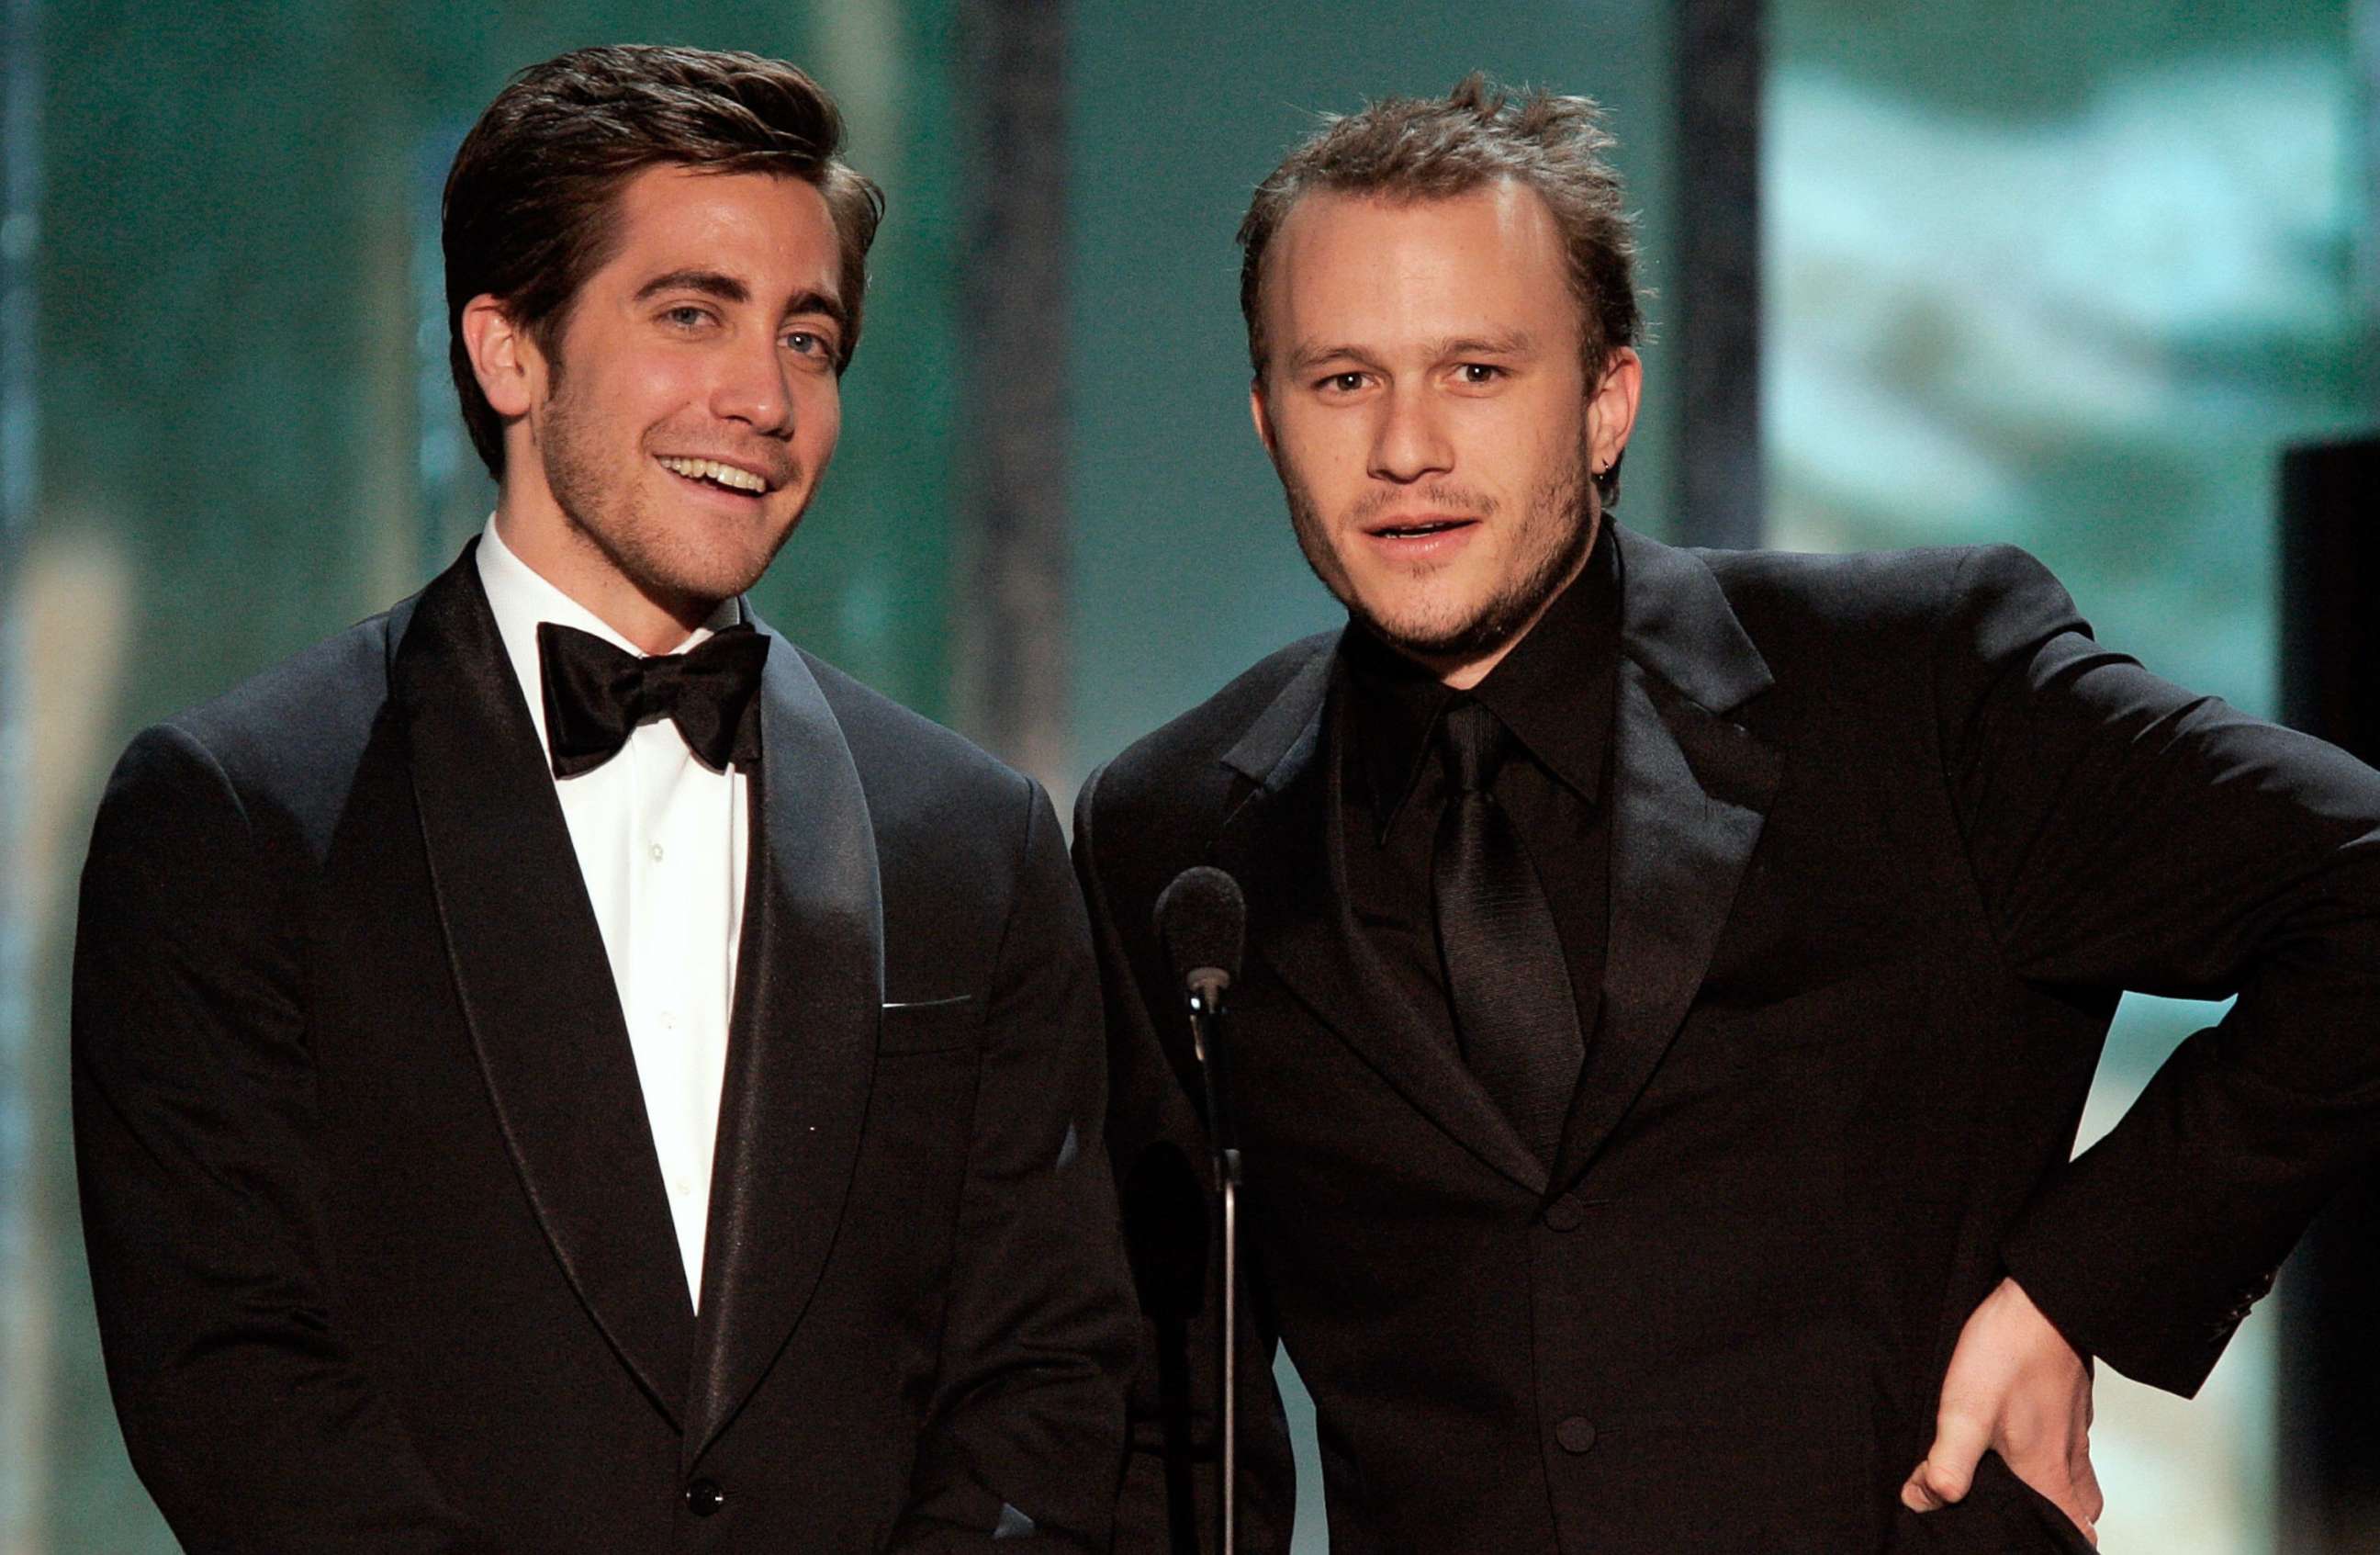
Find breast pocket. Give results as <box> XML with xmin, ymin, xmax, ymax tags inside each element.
<box><xmin>877</xmin><ymin>994</ymin><xmax>982</xmax><ymax>1055</ymax></box>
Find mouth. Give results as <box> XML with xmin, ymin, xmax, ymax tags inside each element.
<box><xmin>1363</xmin><ymin>513</ymin><xmax>1481</xmax><ymax>542</ymax></box>
<box><xmin>656</xmin><ymin>455</ymin><xmax>777</xmax><ymax>499</ymax></box>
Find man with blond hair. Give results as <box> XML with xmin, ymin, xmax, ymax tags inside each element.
<box><xmin>1080</xmin><ymin>76</ymin><xmax>2380</xmax><ymax>1553</ymax></box>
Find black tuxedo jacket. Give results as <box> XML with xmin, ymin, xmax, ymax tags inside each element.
<box><xmin>1073</xmin><ymin>527</ymin><xmax>2380</xmax><ymax>1554</ymax></box>
<box><xmin>73</xmin><ymin>546</ymin><xmax>1134</xmax><ymax>1553</ymax></box>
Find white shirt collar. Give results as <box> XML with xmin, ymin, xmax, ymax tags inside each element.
<box><xmin>474</xmin><ymin>517</ymin><xmax>740</xmax><ymax>753</ymax></box>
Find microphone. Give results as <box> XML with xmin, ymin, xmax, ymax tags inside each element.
<box><xmin>1155</xmin><ymin>865</ymin><xmax>1244</xmax><ymax>1010</ymax></box>
<box><xmin>1154</xmin><ymin>866</ymin><xmax>1246</xmax><ymax>1179</ymax></box>
<box><xmin>1152</xmin><ymin>865</ymin><xmax>1248</xmax><ymax>1555</ymax></box>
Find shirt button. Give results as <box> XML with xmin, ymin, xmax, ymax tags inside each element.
<box><xmin>1543</xmin><ymin>1199</ymin><xmax>1584</xmax><ymax>1233</ymax></box>
<box><xmin>686</xmin><ymin>1478</ymin><xmax>724</xmax><ymax>1516</ymax></box>
<box><xmin>661</xmin><ymin>1010</ymin><xmax>677</xmax><ymax>1030</ymax></box>
<box><xmin>650</xmin><ymin>842</ymin><xmax>665</xmax><ymax>862</ymax></box>
<box><xmin>1555</xmin><ymin>1416</ymin><xmax>1597</xmax><ymax>1454</ymax></box>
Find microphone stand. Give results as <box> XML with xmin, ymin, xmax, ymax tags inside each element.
<box><xmin>1186</xmin><ymin>975</ymin><xmax>1240</xmax><ymax>1555</ymax></box>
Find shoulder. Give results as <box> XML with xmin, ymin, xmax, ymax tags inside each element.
<box><xmin>1693</xmin><ymin>540</ymin><xmax>2046</xmax><ymax>620</ymax></box>
<box><xmin>802</xmin><ymin>648</ymin><xmax>1028</xmax><ymax>801</ymax></box>
<box><xmin>1087</xmin><ymin>630</ymin><xmax>1337</xmax><ymax>815</ymax></box>
<box><xmin>1688</xmin><ymin>541</ymin><xmax>2083</xmax><ymax>659</ymax></box>
<box><xmin>87</xmin><ymin>608</ymin><xmax>402</xmax><ymax>913</ymax></box>
<box><xmin>106</xmin><ymin>610</ymin><xmax>399</xmax><ymax>835</ymax></box>
<box><xmin>798</xmin><ymin>647</ymin><xmax>1046</xmax><ymax>853</ymax></box>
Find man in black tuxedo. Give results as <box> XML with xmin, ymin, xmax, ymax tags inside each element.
<box><xmin>1077</xmin><ymin>77</ymin><xmax>2380</xmax><ymax>1552</ymax></box>
<box><xmin>73</xmin><ymin>45</ymin><xmax>1130</xmax><ymax>1553</ymax></box>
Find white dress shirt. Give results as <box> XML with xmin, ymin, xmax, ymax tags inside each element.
<box><xmin>477</xmin><ymin>521</ymin><xmax>748</xmax><ymax>1309</ymax></box>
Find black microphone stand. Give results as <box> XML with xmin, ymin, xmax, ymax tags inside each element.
<box><xmin>1185</xmin><ymin>972</ymin><xmax>1240</xmax><ymax>1555</ymax></box>
<box><xmin>1155</xmin><ymin>864</ymin><xmax>1246</xmax><ymax>1555</ymax></box>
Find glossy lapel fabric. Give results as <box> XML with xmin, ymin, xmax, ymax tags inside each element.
<box><xmin>682</xmin><ymin>620</ymin><xmax>883</xmax><ymax>1468</ymax></box>
<box><xmin>1547</xmin><ymin>529</ymin><xmax>1780</xmax><ymax>1191</ymax></box>
<box><xmin>393</xmin><ymin>545</ymin><xmax>695</xmax><ymax>1426</ymax></box>
<box><xmin>1215</xmin><ymin>645</ymin><xmax>1550</xmax><ymax>1196</ymax></box>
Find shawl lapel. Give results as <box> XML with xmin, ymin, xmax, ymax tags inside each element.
<box><xmin>392</xmin><ymin>545</ymin><xmax>696</xmax><ymax>1426</ymax></box>
<box><xmin>681</xmin><ymin>621</ymin><xmax>883</xmax><ymax>1468</ymax></box>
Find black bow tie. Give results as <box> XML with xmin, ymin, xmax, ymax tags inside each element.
<box><xmin>536</xmin><ymin>620</ymin><xmax>769</xmax><ymax>778</ymax></box>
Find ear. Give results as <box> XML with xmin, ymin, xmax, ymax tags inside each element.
<box><xmin>461</xmin><ymin>295</ymin><xmax>541</xmax><ymax>421</ymax></box>
<box><xmin>1249</xmin><ymin>377</ymin><xmax>1278</xmax><ymax>460</ymax></box>
<box><xmin>1587</xmin><ymin>346</ymin><xmax>1643</xmax><ymax>474</ymax></box>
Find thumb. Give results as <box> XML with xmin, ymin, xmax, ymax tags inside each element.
<box><xmin>1902</xmin><ymin>1410</ymin><xmax>1991</xmax><ymax>1512</ymax></box>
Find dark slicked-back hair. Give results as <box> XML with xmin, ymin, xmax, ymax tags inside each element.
<box><xmin>1238</xmin><ymin>74</ymin><xmax>1642</xmax><ymax>504</ymax></box>
<box><xmin>443</xmin><ymin>44</ymin><xmax>884</xmax><ymax>477</ymax></box>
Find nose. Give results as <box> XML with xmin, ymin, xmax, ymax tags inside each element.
<box><xmin>711</xmin><ymin>332</ymin><xmax>794</xmax><ymax>436</ymax></box>
<box><xmin>1367</xmin><ymin>382</ymin><xmax>1453</xmax><ymax>485</ymax></box>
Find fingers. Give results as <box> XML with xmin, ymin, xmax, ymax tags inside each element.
<box><xmin>2071</xmin><ymin>1441</ymin><xmax>2104</xmax><ymax>1523</ymax></box>
<box><xmin>1901</xmin><ymin>1404</ymin><xmax>1991</xmax><ymax>1512</ymax></box>
<box><xmin>2060</xmin><ymin>1447</ymin><xmax>2105</xmax><ymax>1544</ymax></box>
<box><xmin>1910</xmin><ymin>1277</ymin><xmax>2103</xmax><ymax>1525</ymax></box>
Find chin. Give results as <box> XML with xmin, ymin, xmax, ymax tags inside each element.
<box><xmin>624</xmin><ymin>547</ymin><xmax>768</xmax><ymax>611</ymax></box>
<box><xmin>1353</xmin><ymin>603</ymin><xmax>1498</xmax><ymax>660</ymax></box>
<box><xmin>1353</xmin><ymin>582</ymin><xmax>1478</xmax><ymax>640</ymax></box>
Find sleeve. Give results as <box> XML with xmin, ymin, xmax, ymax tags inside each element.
<box><xmin>1072</xmin><ymin>767</ymin><xmax>1299</xmax><ymax>1555</ymax></box>
<box><xmin>72</xmin><ymin>723</ymin><xmax>499</xmax><ymax>1553</ymax></box>
<box><xmin>1931</xmin><ymin>546</ymin><xmax>2380</xmax><ymax>1395</ymax></box>
<box><xmin>888</xmin><ymin>776</ymin><xmax>1138</xmax><ymax>1553</ymax></box>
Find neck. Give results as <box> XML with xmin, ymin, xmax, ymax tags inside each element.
<box><xmin>1417</xmin><ymin>513</ymin><xmax>1601</xmax><ymax>691</ymax></box>
<box><xmin>492</xmin><ymin>494</ymin><xmax>717</xmax><ymax>656</ymax></box>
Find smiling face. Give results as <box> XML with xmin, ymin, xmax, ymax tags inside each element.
<box><xmin>1252</xmin><ymin>181</ymin><xmax>1639</xmax><ymax>687</ymax></box>
<box><xmin>465</xmin><ymin>163</ymin><xmax>847</xmax><ymax>650</ymax></box>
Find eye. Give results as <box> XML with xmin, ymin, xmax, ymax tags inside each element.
<box><xmin>661</xmin><ymin>304</ymin><xmax>714</xmax><ymax>331</ymax></box>
<box><xmin>1456</xmin><ymin>362</ymin><xmax>1504</xmax><ymax>385</ymax></box>
<box><xmin>782</xmin><ymin>329</ymin><xmax>831</xmax><ymax>356</ymax></box>
<box><xmin>1317</xmin><ymin>371</ymin><xmax>1368</xmax><ymax>395</ymax></box>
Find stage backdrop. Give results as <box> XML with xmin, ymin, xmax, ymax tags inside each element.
<box><xmin>1</xmin><ymin>2</ymin><xmax>2370</xmax><ymax>1552</ymax></box>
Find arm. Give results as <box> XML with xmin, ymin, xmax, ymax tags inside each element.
<box><xmin>1907</xmin><ymin>546</ymin><xmax>2380</xmax><ymax>1519</ymax></box>
<box><xmin>890</xmin><ymin>778</ymin><xmax>1137</xmax><ymax>1552</ymax></box>
<box><xmin>1942</xmin><ymin>545</ymin><xmax>2380</xmax><ymax>1387</ymax></box>
<box><xmin>73</xmin><ymin>725</ymin><xmax>495</xmax><ymax>1553</ymax></box>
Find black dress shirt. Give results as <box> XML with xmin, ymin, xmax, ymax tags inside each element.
<box><xmin>1337</xmin><ymin>528</ymin><xmax>1623</xmax><ymax>1076</ymax></box>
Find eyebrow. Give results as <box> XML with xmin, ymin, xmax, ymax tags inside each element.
<box><xmin>634</xmin><ymin>268</ymin><xmax>749</xmax><ymax>305</ymax></box>
<box><xmin>634</xmin><ymin>270</ymin><xmax>848</xmax><ymax>332</ymax></box>
<box><xmin>1435</xmin><ymin>330</ymin><xmax>1536</xmax><ymax>358</ymax></box>
<box><xmin>1285</xmin><ymin>342</ymin><xmax>1381</xmax><ymax>376</ymax></box>
<box><xmin>1284</xmin><ymin>330</ymin><xmax>1538</xmax><ymax>376</ymax></box>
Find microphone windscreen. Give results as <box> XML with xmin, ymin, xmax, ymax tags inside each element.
<box><xmin>1155</xmin><ymin>866</ymin><xmax>1246</xmax><ymax>989</ymax></box>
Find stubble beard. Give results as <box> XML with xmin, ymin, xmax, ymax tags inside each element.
<box><xmin>1282</xmin><ymin>446</ymin><xmax>1599</xmax><ymax>666</ymax></box>
<box><xmin>538</xmin><ymin>366</ymin><xmax>803</xmax><ymax>615</ymax></box>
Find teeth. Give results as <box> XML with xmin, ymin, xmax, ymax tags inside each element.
<box><xmin>658</xmin><ymin>456</ymin><xmax>767</xmax><ymax>493</ymax></box>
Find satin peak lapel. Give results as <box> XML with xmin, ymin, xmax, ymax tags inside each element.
<box><xmin>1550</xmin><ymin>531</ymin><xmax>1781</xmax><ymax>1191</ymax></box>
<box><xmin>1216</xmin><ymin>642</ymin><xmax>1547</xmax><ymax>1196</ymax></box>
<box><xmin>394</xmin><ymin>544</ymin><xmax>695</xmax><ymax>1425</ymax></box>
<box><xmin>683</xmin><ymin>624</ymin><xmax>883</xmax><ymax>1467</ymax></box>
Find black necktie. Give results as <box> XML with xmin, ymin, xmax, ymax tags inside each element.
<box><xmin>537</xmin><ymin>620</ymin><xmax>769</xmax><ymax>778</ymax></box>
<box><xmin>1431</xmin><ymin>699</ymin><xmax>1585</xmax><ymax>1166</ymax></box>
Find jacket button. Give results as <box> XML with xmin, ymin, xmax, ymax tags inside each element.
<box><xmin>1556</xmin><ymin>1416</ymin><xmax>1597</xmax><ymax>1454</ymax></box>
<box><xmin>1543</xmin><ymin>1199</ymin><xmax>1585</xmax><ymax>1233</ymax></box>
<box><xmin>686</xmin><ymin>1479</ymin><xmax>725</xmax><ymax>1516</ymax></box>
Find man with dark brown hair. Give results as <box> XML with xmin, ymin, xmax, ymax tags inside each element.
<box><xmin>1079</xmin><ymin>76</ymin><xmax>2380</xmax><ymax>1552</ymax></box>
<box><xmin>74</xmin><ymin>45</ymin><xmax>1130</xmax><ymax>1552</ymax></box>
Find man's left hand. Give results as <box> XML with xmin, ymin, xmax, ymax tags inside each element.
<box><xmin>1902</xmin><ymin>1276</ymin><xmax>2102</xmax><ymax>1545</ymax></box>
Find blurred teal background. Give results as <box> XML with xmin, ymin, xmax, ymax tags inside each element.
<box><xmin>1</xmin><ymin>2</ymin><xmax>2371</xmax><ymax>1550</ymax></box>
